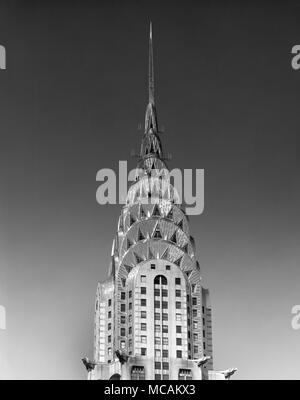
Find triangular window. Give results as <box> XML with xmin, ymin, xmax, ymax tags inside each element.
<box><xmin>174</xmin><ymin>256</ymin><xmax>183</xmax><ymax>267</ymax></box>
<box><xmin>166</xmin><ymin>207</ymin><xmax>173</xmax><ymax>220</ymax></box>
<box><xmin>170</xmin><ymin>231</ymin><xmax>177</xmax><ymax>244</ymax></box>
<box><xmin>140</xmin><ymin>205</ymin><xmax>146</xmax><ymax>219</ymax></box>
<box><xmin>127</xmin><ymin>238</ymin><xmax>134</xmax><ymax>250</ymax></box>
<box><xmin>153</xmin><ymin>223</ymin><xmax>162</xmax><ymax>239</ymax></box>
<box><xmin>124</xmin><ymin>265</ymin><xmax>132</xmax><ymax>274</ymax></box>
<box><xmin>178</xmin><ymin>219</ymin><xmax>183</xmax><ymax>230</ymax></box>
<box><xmin>134</xmin><ymin>252</ymin><xmax>144</xmax><ymax>264</ymax></box>
<box><xmin>138</xmin><ymin>228</ymin><xmax>145</xmax><ymax>241</ymax></box>
<box><xmin>152</xmin><ymin>204</ymin><xmax>160</xmax><ymax>217</ymax></box>
<box><xmin>130</xmin><ymin>214</ymin><xmax>136</xmax><ymax>227</ymax></box>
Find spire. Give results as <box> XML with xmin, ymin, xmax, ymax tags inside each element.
<box><xmin>144</xmin><ymin>22</ymin><xmax>158</xmax><ymax>134</ymax></box>
<box><xmin>149</xmin><ymin>21</ymin><xmax>154</xmax><ymax>104</ymax></box>
<box><xmin>138</xmin><ymin>23</ymin><xmax>166</xmax><ymax>171</ymax></box>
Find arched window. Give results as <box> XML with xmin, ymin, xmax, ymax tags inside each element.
<box><xmin>131</xmin><ymin>366</ymin><xmax>145</xmax><ymax>380</ymax></box>
<box><xmin>109</xmin><ymin>373</ymin><xmax>121</xmax><ymax>380</ymax></box>
<box><xmin>154</xmin><ymin>275</ymin><xmax>167</xmax><ymax>285</ymax></box>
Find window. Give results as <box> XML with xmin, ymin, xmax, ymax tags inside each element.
<box><xmin>175</xmin><ymin>278</ymin><xmax>181</xmax><ymax>285</ymax></box>
<box><xmin>176</xmin><ymin>313</ymin><xmax>182</xmax><ymax>321</ymax></box>
<box><xmin>162</xmin><ymin>337</ymin><xmax>168</xmax><ymax>345</ymax></box>
<box><xmin>120</xmin><ymin>304</ymin><xmax>125</xmax><ymax>312</ymax></box>
<box><xmin>155</xmin><ymin>349</ymin><xmax>161</xmax><ymax>357</ymax></box>
<box><xmin>155</xmin><ymin>361</ymin><xmax>161</xmax><ymax>369</ymax></box>
<box><xmin>155</xmin><ymin>374</ymin><xmax>161</xmax><ymax>380</ymax></box>
<box><xmin>129</xmin><ymin>327</ymin><xmax>132</xmax><ymax>334</ymax></box>
<box><xmin>108</xmin><ymin>335</ymin><xmax>111</xmax><ymax>343</ymax></box>
<box><xmin>141</xmin><ymin>348</ymin><xmax>147</xmax><ymax>356</ymax></box>
<box><xmin>162</xmin><ymin>325</ymin><xmax>168</xmax><ymax>333</ymax></box>
<box><xmin>203</xmin><ymin>330</ymin><xmax>205</xmax><ymax>338</ymax></box>
<box><xmin>141</xmin><ymin>311</ymin><xmax>147</xmax><ymax>319</ymax></box>
<box><xmin>129</xmin><ymin>303</ymin><xmax>132</xmax><ymax>310</ymax></box>
<box><xmin>178</xmin><ymin>369</ymin><xmax>192</xmax><ymax>380</ymax></box>
<box><xmin>140</xmin><ymin>335</ymin><xmax>147</xmax><ymax>343</ymax></box>
<box><xmin>108</xmin><ymin>299</ymin><xmax>112</xmax><ymax>307</ymax></box>
<box><xmin>162</xmin><ymin>362</ymin><xmax>169</xmax><ymax>370</ymax></box>
<box><xmin>163</xmin><ymin>374</ymin><xmax>169</xmax><ymax>380</ymax></box>
<box><xmin>141</xmin><ymin>323</ymin><xmax>147</xmax><ymax>331</ymax></box>
<box><xmin>176</xmin><ymin>289</ymin><xmax>181</xmax><ymax>297</ymax></box>
<box><xmin>129</xmin><ymin>339</ymin><xmax>132</xmax><ymax>347</ymax></box>
<box><xmin>155</xmin><ymin>325</ymin><xmax>160</xmax><ymax>332</ymax></box>
<box><xmin>154</xmin><ymin>301</ymin><xmax>160</xmax><ymax>309</ymax></box>
<box><xmin>162</xmin><ymin>301</ymin><xmax>168</xmax><ymax>309</ymax></box>
<box><xmin>162</xmin><ymin>313</ymin><xmax>168</xmax><ymax>321</ymax></box>
<box><xmin>162</xmin><ymin>289</ymin><xmax>168</xmax><ymax>297</ymax></box>
<box><xmin>202</xmin><ymin>306</ymin><xmax>205</xmax><ymax>313</ymax></box>
<box><xmin>177</xmin><ymin>350</ymin><xmax>182</xmax><ymax>358</ymax></box>
<box><xmin>108</xmin><ymin>348</ymin><xmax>112</xmax><ymax>356</ymax></box>
<box><xmin>176</xmin><ymin>302</ymin><xmax>181</xmax><ymax>309</ymax></box>
<box><xmin>121</xmin><ymin>292</ymin><xmax>126</xmax><ymax>300</ymax></box>
<box><xmin>193</xmin><ymin>309</ymin><xmax>197</xmax><ymax>317</ymax></box>
<box><xmin>141</xmin><ymin>275</ymin><xmax>146</xmax><ymax>283</ymax></box>
<box><xmin>108</xmin><ymin>323</ymin><xmax>111</xmax><ymax>330</ymax></box>
<box><xmin>192</xmin><ymin>297</ymin><xmax>197</xmax><ymax>305</ymax></box>
<box><xmin>131</xmin><ymin>366</ymin><xmax>145</xmax><ymax>380</ymax></box>
<box><xmin>155</xmin><ymin>337</ymin><xmax>161</xmax><ymax>345</ymax></box>
<box><xmin>154</xmin><ymin>275</ymin><xmax>167</xmax><ymax>285</ymax></box>
<box><xmin>108</xmin><ymin>311</ymin><xmax>112</xmax><ymax>318</ymax></box>
<box><xmin>151</xmin><ymin>264</ymin><xmax>156</xmax><ymax>269</ymax></box>
<box><xmin>155</xmin><ymin>313</ymin><xmax>160</xmax><ymax>320</ymax></box>
<box><xmin>176</xmin><ymin>326</ymin><xmax>182</xmax><ymax>333</ymax></box>
<box><xmin>121</xmin><ymin>328</ymin><xmax>126</xmax><ymax>336</ymax></box>
<box><xmin>121</xmin><ymin>340</ymin><xmax>126</xmax><ymax>349</ymax></box>
<box><xmin>194</xmin><ymin>346</ymin><xmax>198</xmax><ymax>354</ymax></box>
<box><xmin>141</xmin><ymin>287</ymin><xmax>146</xmax><ymax>295</ymax></box>
<box><xmin>129</xmin><ymin>291</ymin><xmax>132</xmax><ymax>298</ymax></box>
<box><xmin>141</xmin><ymin>299</ymin><xmax>147</xmax><ymax>307</ymax></box>
<box><xmin>193</xmin><ymin>333</ymin><xmax>198</xmax><ymax>341</ymax></box>
<box><xmin>129</xmin><ymin>315</ymin><xmax>132</xmax><ymax>323</ymax></box>
<box><xmin>176</xmin><ymin>338</ymin><xmax>182</xmax><ymax>346</ymax></box>
<box><xmin>162</xmin><ymin>350</ymin><xmax>168</xmax><ymax>358</ymax></box>
<box><xmin>121</xmin><ymin>278</ymin><xmax>126</xmax><ymax>287</ymax></box>
<box><xmin>166</xmin><ymin>265</ymin><xmax>170</xmax><ymax>270</ymax></box>
<box><xmin>187</xmin><ymin>294</ymin><xmax>190</xmax><ymax>302</ymax></box>
<box><xmin>203</xmin><ymin>342</ymin><xmax>206</xmax><ymax>350</ymax></box>
<box><xmin>193</xmin><ymin>321</ymin><xmax>198</xmax><ymax>329</ymax></box>
<box><xmin>154</xmin><ymin>288</ymin><xmax>160</xmax><ymax>296</ymax></box>
<box><xmin>121</xmin><ymin>316</ymin><xmax>126</xmax><ymax>324</ymax></box>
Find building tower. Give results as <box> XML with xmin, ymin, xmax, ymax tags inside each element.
<box><xmin>88</xmin><ymin>23</ymin><xmax>215</xmax><ymax>381</ymax></box>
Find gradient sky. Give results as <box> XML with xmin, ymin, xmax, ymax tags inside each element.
<box><xmin>0</xmin><ymin>0</ymin><xmax>300</xmax><ymax>379</ymax></box>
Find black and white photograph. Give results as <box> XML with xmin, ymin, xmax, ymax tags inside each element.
<box><xmin>0</xmin><ymin>0</ymin><xmax>300</xmax><ymax>383</ymax></box>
